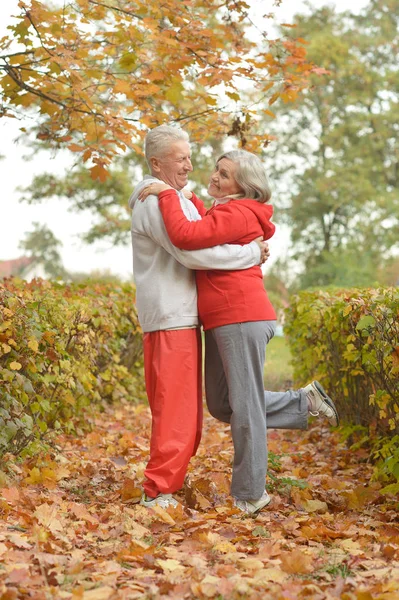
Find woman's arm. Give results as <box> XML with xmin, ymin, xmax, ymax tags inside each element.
<box><xmin>158</xmin><ymin>189</ymin><xmax>248</xmax><ymax>250</ymax></box>
<box><xmin>189</xmin><ymin>192</ymin><xmax>207</xmax><ymax>218</ymax></box>
<box><xmin>139</xmin><ymin>183</ymin><xmax>207</xmax><ymax>218</ymax></box>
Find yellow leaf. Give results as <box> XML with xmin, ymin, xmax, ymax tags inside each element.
<box><xmin>118</xmin><ymin>53</ymin><xmax>137</xmax><ymax>70</ymax></box>
<box><xmin>254</xmin><ymin>568</ymin><xmax>288</xmax><ymax>583</ymax></box>
<box><xmin>114</xmin><ymin>80</ymin><xmax>131</xmax><ymax>95</ymax></box>
<box><xmin>9</xmin><ymin>361</ymin><xmax>22</xmax><ymax>370</ymax></box>
<box><xmin>268</xmin><ymin>91</ymin><xmax>280</xmax><ymax>106</ymax></box>
<box><xmin>156</xmin><ymin>558</ymin><xmax>182</xmax><ymax>573</ymax></box>
<box><xmin>34</xmin><ymin>503</ymin><xmax>64</xmax><ymax>533</ymax></box>
<box><xmin>226</xmin><ymin>91</ymin><xmax>240</xmax><ymax>102</ymax></box>
<box><xmin>1</xmin><ymin>344</ymin><xmax>11</xmax><ymax>354</ymax></box>
<box><xmin>339</xmin><ymin>539</ymin><xmax>365</xmax><ymax>556</ymax></box>
<box><xmin>83</xmin><ymin>587</ymin><xmax>115</xmax><ymax>600</ymax></box>
<box><xmin>301</xmin><ymin>499</ymin><xmax>328</xmax><ymax>513</ymax></box>
<box><xmin>150</xmin><ymin>504</ymin><xmax>176</xmax><ymax>525</ymax></box>
<box><xmin>213</xmin><ymin>541</ymin><xmax>237</xmax><ymax>554</ymax></box>
<box><xmin>238</xmin><ymin>558</ymin><xmax>264</xmax><ymax>572</ymax></box>
<box><xmin>165</xmin><ymin>82</ymin><xmax>184</xmax><ymax>105</ymax></box>
<box><xmin>27</xmin><ymin>338</ymin><xmax>39</xmax><ymax>353</ymax></box>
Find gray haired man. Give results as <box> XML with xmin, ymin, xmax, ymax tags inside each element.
<box><xmin>128</xmin><ymin>125</ymin><xmax>268</xmax><ymax>509</ymax></box>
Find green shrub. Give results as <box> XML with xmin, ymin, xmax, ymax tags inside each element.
<box><xmin>0</xmin><ymin>278</ymin><xmax>144</xmax><ymax>458</ymax></box>
<box><xmin>284</xmin><ymin>287</ymin><xmax>399</xmax><ymax>435</ymax></box>
<box><xmin>284</xmin><ymin>287</ymin><xmax>399</xmax><ymax>491</ymax></box>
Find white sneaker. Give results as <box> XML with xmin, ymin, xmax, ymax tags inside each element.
<box><xmin>140</xmin><ymin>493</ymin><xmax>178</xmax><ymax>509</ymax></box>
<box><xmin>304</xmin><ymin>380</ymin><xmax>339</xmax><ymax>427</ymax></box>
<box><xmin>234</xmin><ymin>490</ymin><xmax>271</xmax><ymax>515</ymax></box>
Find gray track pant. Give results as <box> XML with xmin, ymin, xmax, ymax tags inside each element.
<box><xmin>205</xmin><ymin>321</ymin><xmax>308</xmax><ymax>501</ymax></box>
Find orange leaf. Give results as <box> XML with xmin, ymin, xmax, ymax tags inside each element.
<box><xmin>280</xmin><ymin>548</ymin><xmax>313</xmax><ymax>574</ymax></box>
<box><xmin>90</xmin><ymin>164</ymin><xmax>110</xmax><ymax>182</ymax></box>
<box><xmin>121</xmin><ymin>477</ymin><xmax>142</xmax><ymax>501</ymax></box>
<box><xmin>68</xmin><ymin>143</ymin><xmax>85</xmax><ymax>152</ymax></box>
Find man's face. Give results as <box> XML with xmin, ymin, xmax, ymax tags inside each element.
<box><xmin>151</xmin><ymin>141</ymin><xmax>193</xmax><ymax>190</ymax></box>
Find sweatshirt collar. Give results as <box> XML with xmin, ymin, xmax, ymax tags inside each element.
<box><xmin>213</xmin><ymin>194</ymin><xmax>243</xmax><ymax>206</ymax></box>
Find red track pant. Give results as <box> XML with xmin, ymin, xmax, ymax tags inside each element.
<box><xmin>142</xmin><ymin>328</ymin><xmax>203</xmax><ymax>498</ymax></box>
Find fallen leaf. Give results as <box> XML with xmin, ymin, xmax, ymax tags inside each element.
<box><xmin>34</xmin><ymin>503</ymin><xmax>64</xmax><ymax>533</ymax></box>
<box><xmin>82</xmin><ymin>587</ymin><xmax>115</xmax><ymax>600</ymax></box>
<box><xmin>253</xmin><ymin>568</ymin><xmax>288</xmax><ymax>583</ymax></box>
<box><xmin>1</xmin><ymin>488</ymin><xmax>20</xmax><ymax>504</ymax></box>
<box><xmin>339</xmin><ymin>539</ymin><xmax>365</xmax><ymax>556</ymax></box>
<box><xmin>120</xmin><ymin>477</ymin><xmax>142</xmax><ymax>501</ymax></box>
<box><xmin>69</xmin><ymin>503</ymin><xmax>98</xmax><ymax>524</ymax></box>
<box><xmin>6</xmin><ymin>568</ymin><xmax>30</xmax><ymax>584</ymax></box>
<box><xmin>156</xmin><ymin>558</ymin><xmax>183</xmax><ymax>572</ymax></box>
<box><xmin>280</xmin><ymin>548</ymin><xmax>314</xmax><ymax>574</ymax></box>
<box><xmin>301</xmin><ymin>499</ymin><xmax>328</xmax><ymax>513</ymax></box>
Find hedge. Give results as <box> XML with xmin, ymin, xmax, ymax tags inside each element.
<box><xmin>284</xmin><ymin>287</ymin><xmax>399</xmax><ymax>436</ymax></box>
<box><xmin>284</xmin><ymin>287</ymin><xmax>399</xmax><ymax>491</ymax></box>
<box><xmin>0</xmin><ymin>278</ymin><xmax>144</xmax><ymax>459</ymax></box>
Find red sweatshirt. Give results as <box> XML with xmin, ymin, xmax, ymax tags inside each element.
<box><xmin>158</xmin><ymin>190</ymin><xmax>277</xmax><ymax>331</ymax></box>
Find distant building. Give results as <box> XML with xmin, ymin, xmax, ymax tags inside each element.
<box><xmin>0</xmin><ymin>256</ymin><xmax>48</xmax><ymax>281</ymax></box>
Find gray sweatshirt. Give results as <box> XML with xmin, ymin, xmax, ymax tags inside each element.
<box><xmin>129</xmin><ymin>175</ymin><xmax>261</xmax><ymax>332</ymax></box>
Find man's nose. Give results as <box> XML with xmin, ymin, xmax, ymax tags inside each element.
<box><xmin>184</xmin><ymin>158</ymin><xmax>193</xmax><ymax>172</ymax></box>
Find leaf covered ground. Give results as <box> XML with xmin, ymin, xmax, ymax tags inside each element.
<box><xmin>0</xmin><ymin>400</ymin><xmax>398</xmax><ymax>600</ymax></box>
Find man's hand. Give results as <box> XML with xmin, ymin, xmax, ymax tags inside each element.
<box><xmin>254</xmin><ymin>237</ymin><xmax>270</xmax><ymax>265</ymax></box>
<box><xmin>138</xmin><ymin>182</ymin><xmax>172</xmax><ymax>201</ymax></box>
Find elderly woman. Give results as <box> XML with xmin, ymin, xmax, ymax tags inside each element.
<box><xmin>140</xmin><ymin>149</ymin><xmax>339</xmax><ymax>514</ymax></box>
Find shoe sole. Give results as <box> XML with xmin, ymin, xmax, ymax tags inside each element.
<box><xmin>247</xmin><ymin>495</ymin><xmax>272</xmax><ymax>515</ymax></box>
<box><xmin>252</xmin><ymin>496</ymin><xmax>271</xmax><ymax>514</ymax></box>
<box><xmin>313</xmin><ymin>381</ymin><xmax>340</xmax><ymax>426</ymax></box>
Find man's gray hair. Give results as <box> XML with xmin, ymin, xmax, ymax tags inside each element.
<box><xmin>144</xmin><ymin>125</ymin><xmax>189</xmax><ymax>169</ymax></box>
<box><xmin>217</xmin><ymin>150</ymin><xmax>271</xmax><ymax>203</ymax></box>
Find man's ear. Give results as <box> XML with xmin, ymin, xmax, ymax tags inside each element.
<box><xmin>150</xmin><ymin>156</ymin><xmax>161</xmax><ymax>174</ymax></box>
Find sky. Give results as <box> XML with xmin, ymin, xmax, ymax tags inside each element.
<box><xmin>0</xmin><ymin>0</ymin><xmax>369</xmax><ymax>279</ymax></box>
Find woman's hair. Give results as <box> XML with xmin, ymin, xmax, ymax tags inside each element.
<box><xmin>144</xmin><ymin>125</ymin><xmax>189</xmax><ymax>168</ymax></box>
<box><xmin>217</xmin><ymin>150</ymin><xmax>271</xmax><ymax>203</ymax></box>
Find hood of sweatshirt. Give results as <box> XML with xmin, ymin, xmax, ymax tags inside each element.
<box><xmin>128</xmin><ymin>174</ymin><xmax>162</xmax><ymax>209</ymax></box>
<box><xmin>231</xmin><ymin>199</ymin><xmax>275</xmax><ymax>240</ymax></box>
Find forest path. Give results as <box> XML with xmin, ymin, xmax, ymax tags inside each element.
<box><xmin>0</xmin><ymin>399</ymin><xmax>398</xmax><ymax>599</ymax></box>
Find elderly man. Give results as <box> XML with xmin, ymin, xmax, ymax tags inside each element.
<box><xmin>129</xmin><ymin>125</ymin><xmax>267</xmax><ymax>509</ymax></box>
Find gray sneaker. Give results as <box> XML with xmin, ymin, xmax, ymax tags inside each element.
<box><xmin>140</xmin><ymin>493</ymin><xmax>178</xmax><ymax>509</ymax></box>
<box><xmin>304</xmin><ymin>380</ymin><xmax>339</xmax><ymax>427</ymax></box>
<box><xmin>234</xmin><ymin>490</ymin><xmax>271</xmax><ymax>515</ymax></box>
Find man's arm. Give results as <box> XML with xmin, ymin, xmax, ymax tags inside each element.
<box><xmin>134</xmin><ymin>195</ymin><xmax>263</xmax><ymax>270</ymax></box>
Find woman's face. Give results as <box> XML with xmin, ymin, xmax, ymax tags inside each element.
<box><xmin>207</xmin><ymin>158</ymin><xmax>242</xmax><ymax>199</ymax></box>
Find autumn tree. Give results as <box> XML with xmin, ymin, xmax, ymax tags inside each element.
<box><xmin>0</xmin><ymin>0</ymin><xmax>319</xmax><ymax>181</ymax></box>
<box><xmin>261</xmin><ymin>0</ymin><xmax>399</xmax><ymax>288</ymax></box>
<box><xmin>18</xmin><ymin>135</ymin><xmax>226</xmax><ymax>247</ymax></box>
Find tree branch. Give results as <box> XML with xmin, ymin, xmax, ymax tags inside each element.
<box><xmin>87</xmin><ymin>0</ymin><xmax>143</xmax><ymax>19</ymax></box>
<box><xmin>3</xmin><ymin>65</ymin><xmax>116</xmax><ymax>124</ymax></box>
<box><xmin>0</xmin><ymin>50</ymin><xmax>36</xmax><ymax>60</ymax></box>
<box><xmin>23</xmin><ymin>9</ymin><xmax>54</xmax><ymax>58</ymax></box>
